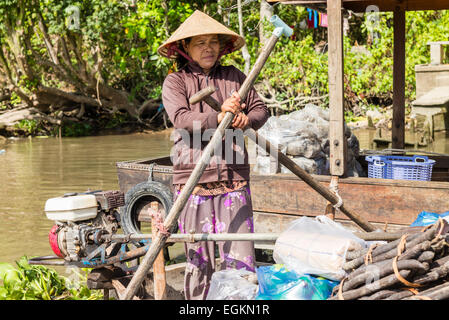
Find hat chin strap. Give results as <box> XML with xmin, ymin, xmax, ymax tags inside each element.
<box><xmin>217</xmin><ymin>40</ymin><xmax>234</xmax><ymax>61</ymax></box>
<box><xmin>167</xmin><ymin>43</ymin><xmax>195</xmax><ymax>63</ymax></box>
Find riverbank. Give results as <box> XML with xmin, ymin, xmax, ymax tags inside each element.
<box><xmin>0</xmin><ymin>104</ymin><xmax>395</xmax><ymax>138</ymax></box>
<box><xmin>0</xmin><ymin>100</ymin><xmax>169</xmax><ymax>140</ymax></box>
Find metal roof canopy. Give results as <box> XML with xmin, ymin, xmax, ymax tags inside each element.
<box><xmin>268</xmin><ymin>0</ymin><xmax>449</xmax><ymax>177</ymax></box>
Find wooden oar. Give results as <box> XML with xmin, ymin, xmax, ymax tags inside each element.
<box><xmin>189</xmin><ymin>87</ymin><xmax>376</xmax><ymax>233</ymax></box>
<box><xmin>121</xmin><ymin>15</ymin><xmax>294</xmax><ymax>300</ymax></box>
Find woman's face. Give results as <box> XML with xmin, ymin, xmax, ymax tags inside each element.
<box><xmin>183</xmin><ymin>34</ymin><xmax>220</xmax><ymax>73</ymax></box>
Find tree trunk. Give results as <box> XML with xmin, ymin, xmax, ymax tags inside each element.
<box><xmin>237</xmin><ymin>0</ymin><xmax>251</xmax><ymax>75</ymax></box>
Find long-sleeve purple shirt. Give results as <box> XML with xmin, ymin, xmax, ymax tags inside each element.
<box><xmin>162</xmin><ymin>61</ymin><xmax>269</xmax><ymax>185</ymax></box>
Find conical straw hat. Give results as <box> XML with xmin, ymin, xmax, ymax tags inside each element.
<box><xmin>157</xmin><ymin>10</ymin><xmax>245</xmax><ymax>59</ymax></box>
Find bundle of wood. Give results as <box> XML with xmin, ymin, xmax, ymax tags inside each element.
<box><xmin>328</xmin><ymin>219</ymin><xmax>449</xmax><ymax>300</ymax></box>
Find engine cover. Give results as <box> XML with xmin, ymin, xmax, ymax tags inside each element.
<box><xmin>45</xmin><ymin>194</ymin><xmax>98</xmax><ymax>222</ymax></box>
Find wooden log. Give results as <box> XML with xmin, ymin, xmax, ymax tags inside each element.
<box><xmin>329</xmin><ymin>270</ymin><xmax>412</xmax><ymax>300</ymax></box>
<box><xmin>344</xmin><ymin>240</ymin><xmax>431</xmax><ymax>287</ymax></box>
<box><xmin>151</xmin><ymin>201</ymin><xmax>167</xmax><ymax>300</ymax></box>
<box><xmin>87</xmin><ymin>266</ymin><xmax>126</xmax><ymax>282</ymax></box>
<box><xmin>359</xmin><ymin>289</ymin><xmax>398</xmax><ymax>300</ymax></box>
<box><xmin>417</xmin><ymin>251</ymin><xmax>435</xmax><ymax>263</ymax></box>
<box><xmin>86</xmin><ymin>266</ymin><xmax>127</xmax><ymax>290</ymax></box>
<box><xmin>412</xmin><ymin>261</ymin><xmax>449</xmax><ymax>286</ymax></box>
<box><xmin>384</xmin><ymin>290</ymin><xmax>415</xmax><ymax>300</ymax></box>
<box><xmin>344</xmin><ymin>222</ymin><xmax>443</xmax><ymax>272</ymax></box>
<box><xmin>86</xmin><ymin>279</ymin><xmax>113</xmax><ymax>290</ymax></box>
<box><xmin>367</xmin><ymin>240</ymin><xmax>431</xmax><ymax>267</ymax></box>
<box><xmin>345</xmin><ymin>227</ymin><xmax>425</xmax><ymax>261</ymax></box>
<box><xmin>103</xmin><ymin>289</ymin><xmax>110</xmax><ymax>300</ymax></box>
<box><xmin>405</xmin><ymin>282</ymin><xmax>449</xmax><ymax>300</ymax></box>
<box><xmin>112</xmin><ymin>278</ymin><xmax>141</xmax><ymax>300</ymax></box>
<box><xmin>429</xmin><ymin>254</ymin><xmax>449</xmax><ymax>269</ymax></box>
<box><xmin>345</xmin><ymin>232</ymin><xmax>421</xmax><ymax>261</ymax></box>
<box><xmin>342</xmin><ymin>259</ymin><xmax>427</xmax><ymax>292</ymax></box>
<box><xmin>415</xmin><ymin>261</ymin><xmax>431</xmax><ymax>276</ymax></box>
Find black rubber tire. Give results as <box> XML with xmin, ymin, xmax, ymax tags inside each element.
<box><xmin>120</xmin><ymin>181</ymin><xmax>176</xmax><ymax>236</ymax></box>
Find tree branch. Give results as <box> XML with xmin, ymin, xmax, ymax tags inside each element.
<box><xmin>36</xmin><ymin>11</ymin><xmax>59</xmax><ymax>65</ymax></box>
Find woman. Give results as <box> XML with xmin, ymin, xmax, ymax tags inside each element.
<box><xmin>158</xmin><ymin>10</ymin><xmax>269</xmax><ymax>300</ymax></box>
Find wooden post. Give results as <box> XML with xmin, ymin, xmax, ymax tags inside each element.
<box><xmin>327</xmin><ymin>0</ymin><xmax>347</xmax><ymax>176</ymax></box>
<box><xmin>392</xmin><ymin>5</ymin><xmax>405</xmax><ymax>149</ymax></box>
<box><xmin>324</xmin><ymin>176</ymin><xmax>339</xmax><ymax>220</ymax></box>
<box><xmin>150</xmin><ymin>201</ymin><xmax>167</xmax><ymax>300</ymax></box>
<box><xmin>103</xmin><ymin>289</ymin><xmax>109</xmax><ymax>300</ymax></box>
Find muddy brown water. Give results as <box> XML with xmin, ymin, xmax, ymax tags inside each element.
<box><xmin>0</xmin><ymin>130</ymin><xmax>175</xmax><ymax>270</ymax></box>
<box><xmin>1</xmin><ymin>128</ymin><xmax>449</xmax><ymax>271</ymax></box>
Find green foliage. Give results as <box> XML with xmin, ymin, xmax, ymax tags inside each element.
<box><xmin>1</xmin><ymin>0</ymin><xmax>448</xmax><ymax>129</ymax></box>
<box><xmin>61</xmin><ymin>121</ymin><xmax>92</xmax><ymax>137</ymax></box>
<box><xmin>0</xmin><ymin>256</ymin><xmax>102</xmax><ymax>300</ymax></box>
<box><xmin>345</xmin><ymin>10</ymin><xmax>449</xmax><ymax>106</ymax></box>
<box><xmin>9</xmin><ymin>92</ymin><xmax>22</xmax><ymax>106</ymax></box>
<box><xmin>15</xmin><ymin>119</ymin><xmax>39</xmax><ymax>135</ymax></box>
<box><xmin>104</xmin><ymin>112</ymin><xmax>128</xmax><ymax>129</ymax></box>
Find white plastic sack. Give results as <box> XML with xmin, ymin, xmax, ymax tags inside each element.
<box><xmin>254</xmin><ymin>155</ymin><xmax>279</xmax><ymax>175</ymax></box>
<box><xmin>273</xmin><ymin>215</ymin><xmax>367</xmax><ymax>281</ymax></box>
<box><xmin>286</xmin><ymin>139</ymin><xmax>322</xmax><ymax>158</ymax></box>
<box><xmin>206</xmin><ymin>269</ymin><xmax>258</xmax><ymax>300</ymax></box>
<box><xmin>281</xmin><ymin>156</ymin><xmax>317</xmax><ymax>174</ymax></box>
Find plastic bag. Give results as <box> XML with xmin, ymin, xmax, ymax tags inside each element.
<box><xmin>410</xmin><ymin>211</ymin><xmax>449</xmax><ymax>227</ymax></box>
<box><xmin>255</xmin><ymin>105</ymin><xmax>365</xmax><ymax>177</ymax></box>
<box><xmin>273</xmin><ymin>215</ymin><xmax>366</xmax><ymax>281</ymax></box>
<box><xmin>286</xmin><ymin>138</ymin><xmax>322</xmax><ymax>158</ymax></box>
<box><xmin>254</xmin><ymin>155</ymin><xmax>279</xmax><ymax>174</ymax></box>
<box><xmin>206</xmin><ymin>269</ymin><xmax>258</xmax><ymax>300</ymax></box>
<box><xmin>281</xmin><ymin>156</ymin><xmax>317</xmax><ymax>174</ymax></box>
<box><xmin>255</xmin><ymin>264</ymin><xmax>338</xmax><ymax>300</ymax></box>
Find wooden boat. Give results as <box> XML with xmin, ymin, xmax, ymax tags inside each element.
<box><xmin>116</xmin><ymin>152</ymin><xmax>449</xmax><ymax>238</ymax></box>
<box><xmin>76</xmin><ymin>149</ymin><xmax>449</xmax><ymax>300</ymax></box>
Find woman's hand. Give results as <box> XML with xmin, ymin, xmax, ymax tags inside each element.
<box><xmin>217</xmin><ymin>91</ymin><xmax>249</xmax><ymax>128</ymax></box>
<box><xmin>218</xmin><ymin>91</ymin><xmax>242</xmax><ymax>124</ymax></box>
<box><xmin>231</xmin><ymin>107</ymin><xmax>249</xmax><ymax>129</ymax></box>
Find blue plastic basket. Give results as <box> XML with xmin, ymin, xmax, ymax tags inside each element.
<box><xmin>365</xmin><ymin>155</ymin><xmax>435</xmax><ymax>181</ymax></box>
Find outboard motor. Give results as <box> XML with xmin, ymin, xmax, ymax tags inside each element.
<box><xmin>45</xmin><ymin>191</ymin><xmax>124</xmax><ymax>262</ymax></box>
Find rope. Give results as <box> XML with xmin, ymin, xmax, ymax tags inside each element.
<box><xmin>396</xmin><ymin>234</ymin><xmax>408</xmax><ymax>256</ymax></box>
<box><xmin>393</xmin><ymin>220</ymin><xmax>447</xmax><ymax>292</ymax></box>
<box><xmin>430</xmin><ymin>218</ymin><xmax>446</xmax><ymax>245</ymax></box>
<box><xmin>149</xmin><ymin>207</ymin><xmax>171</xmax><ymax>238</ymax></box>
<box><xmin>337</xmin><ymin>277</ymin><xmax>347</xmax><ymax>300</ymax></box>
<box><xmin>402</xmin><ymin>287</ymin><xmax>419</xmax><ymax>295</ymax></box>
<box><xmin>391</xmin><ymin>234</ymin><xmax>422</xmax><ymax>288</ymax></box>
<box><xmin>364</xmin><ymin>243</ymin><xmax>378</xmax><ymax>265</ymax></box>
<box><xmin>329</xmin><ymin>178</ymin><xmax>343</xmax><ymax>209</ymax></box>
<box><xmin>392</xmin><ymin>256</ymin><xmax>422</xmax><ymax>288</ymax></box>
<box><xmin>436</xmin><ymin>218</ymin><xmax>445</xmax><ymax>238</ymax></box>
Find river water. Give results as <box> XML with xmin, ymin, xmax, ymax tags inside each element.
<box><xmin>0</xmin><ymin>130</ymin><xmax>173</xmax><ymax>267</ymax></box>
<box><xmin>1</xmin><ymin>128</ymin><xmax>449</xmax><ymax>268</ymax></box>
